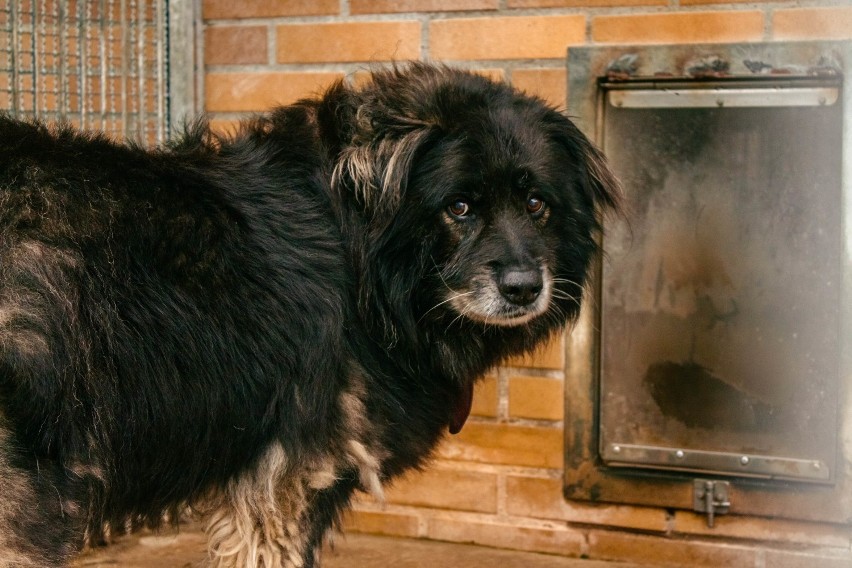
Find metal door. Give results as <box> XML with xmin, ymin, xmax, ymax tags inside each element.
<box><xmin>564</xmin><ymin>41</ymin><xmax>852</xmax><ymax>524</ymax></box>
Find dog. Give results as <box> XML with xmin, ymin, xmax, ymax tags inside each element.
<box><xmin>0</xmin><ymin>63</ymin><xmax>619</xmax><ymax>567</ymax></box>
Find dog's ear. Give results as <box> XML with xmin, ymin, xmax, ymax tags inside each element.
<box><xmin>319</xmin><ymin>79</ymin><xmax>440</xmax><ymax>346</ymax></box>
<box><xmin>546</xmin><ymin>111</ymin><xmax>622</xmax><ymax>216</ymax></box>
<box><xmin>577</xmin><ymin>137</ymin><xmax>622</xmax><ymax>214</ymax></box>
<box><xmin>321</xmin><ymin>80</ymin><xmax>437</xmax><ymax>223</ymax></box>
<box><xmin>336</xmin><ymin>125</ymin><xmax>436</xmax><ymax>223</ymax></box>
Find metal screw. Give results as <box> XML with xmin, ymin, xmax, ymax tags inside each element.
<box><xmin>740</xmin><ymin>456</ymin><xmax>750</xmax><ymax>466</ymax></box>
<box><xmin>675</xmin><ymin>450</ymin><xmax>685</xmax><ymax>459</ymax></box>
<box><xmin>613</xmin><ymin>445</ymin><xmax>622</xmax><ymax>454</ymax></box>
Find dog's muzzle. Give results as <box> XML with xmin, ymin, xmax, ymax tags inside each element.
<box><xmin>448</xmin><ymin>264</ymin><xmax>552</xmax><ymax>327</ymax></box>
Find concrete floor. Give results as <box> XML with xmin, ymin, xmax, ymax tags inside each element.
<box><xmin>73</xmin><ymin>524</ymin><xmax>646</xmax><ymax>568</ymax></box>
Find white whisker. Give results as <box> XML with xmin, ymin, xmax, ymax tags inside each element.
<box><xmin>551</xmin><ymin>289</ymin><xmax>581</xmax><ymax>307</ymax></box>
<box><xmin>420</xmin><ymin>290</ymin><xmax>474</xmax><ymax>322</ymax></box>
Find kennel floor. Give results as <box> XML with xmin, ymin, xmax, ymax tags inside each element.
<box><xmin>72</xmin><ymin>524</ymin><xmax>645</xmax><ymax>567</ymax></box>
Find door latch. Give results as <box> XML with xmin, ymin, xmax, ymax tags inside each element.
<box><xmin>693</xmin><ymin>479</ymin><xmax>730</xmax><ymax>528</ymax></box>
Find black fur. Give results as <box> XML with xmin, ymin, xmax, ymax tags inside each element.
<box><xmin>0</xmin><ymin>63</ymin><xmax>619</xmax><ymax>566</ymax></box>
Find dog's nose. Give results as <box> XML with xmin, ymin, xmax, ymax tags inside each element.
<box><xmin>497</xmin><ymin>268</ymin><xmax>543</xmax><ymax>306</ymax></box>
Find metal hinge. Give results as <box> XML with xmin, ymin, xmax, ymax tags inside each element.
<box><xmin>693</xmin><ymin>479</ymin><xmax>731</xmax><ymax>528</ymax></box>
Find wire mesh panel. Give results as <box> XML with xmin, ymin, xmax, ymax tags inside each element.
<box><xmin>0</xmin><ymin>0</ymin><xmax>168</xmax><ymax>145</ymax></box>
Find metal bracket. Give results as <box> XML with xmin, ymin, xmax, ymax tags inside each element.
<box><xmin>603</xmin><ymin>443</ymin><xmax>830</xmax><ymax>482</ymax></box>
<box><xmin>693</xmin><ymin>479</ymin><xmax>731</xmax><ymax>528</ymax></box>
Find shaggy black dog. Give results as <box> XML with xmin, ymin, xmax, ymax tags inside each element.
<box><xmin>0</xmin><ymin>63</ymin><xmax>619</xmax><ymax>567</ymax></box>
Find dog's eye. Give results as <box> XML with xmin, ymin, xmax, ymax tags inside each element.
<box><xmin>526</xmin><ymin>196</ymin><xmax>545</xmax><ymax>216</ymax></box>
<box><xmin>448</xmin><ymin>200</ymin><xmax>471</xmax><ymax>218</ymax></box>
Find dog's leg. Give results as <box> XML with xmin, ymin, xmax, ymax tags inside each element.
<box><xmin>203</xmin><ymin>445</ymin><xmax>350</xmax><ymax>568</ymax></box>
<box><xmin>299</xmin><ymin>476</ymin><xmax>360</xmax><ymax>568</ymax></box>
<box><xmin>204</xmin><ymin>439</ymin><xmax>382</xmax><ymax>567</ymax></box>
<box><xmin>205</xmin><ymin>442</ymin><xmax>310</xmax><ymax>568</ymax></box>
<box><xmin>204</xmin><ymin>373</ymin><xmax>385</xmax><ymax>568</ymax></box>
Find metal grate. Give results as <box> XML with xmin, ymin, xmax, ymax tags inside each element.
<box><xmin>0</xmin><ymin>0</ymin><xmax>169</xmax><ymax>145</ymax></box>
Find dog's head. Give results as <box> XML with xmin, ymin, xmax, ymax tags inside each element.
<box><xmin>322</xmin><ymin>63</ymin><xmax>620</xmax><ymax>346</ymax></box>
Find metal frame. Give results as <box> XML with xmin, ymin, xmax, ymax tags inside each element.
<box><xmin>0</xmin><ymin>0</ymin><xmax>198</xmax><ymax>145</ymax></box>
<box><xmin>167</xmin><ymin>0</ymin><xmax>199</xmax><ymax>135</ymax></box>
<box><xmin>564</xmin><ymin>40</ymin><xmax>852</xmax><ymax>524</ymax></box>
<box><xmin>605</xmin><ymin>80</ymin><xmax>839</xmax><ymax>108</ymax></box>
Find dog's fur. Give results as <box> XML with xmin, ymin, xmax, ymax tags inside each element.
<box><xmin>0</xmin><ymin>63</ymin><xmax>619</xmax><ymax>567</ymax></box>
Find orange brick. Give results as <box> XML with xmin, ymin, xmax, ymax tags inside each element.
<box><xmin>681</xmin><ymin>0</ymin><xmax>772</xmax><ymax>4</ymax></box>
<box><xmin>593</xmin><ymin>11</ymin><xmax>764</xmax><ymax>44</ymax></box>
<box><xmin>471</xmin><ymin>375</ymin><xmax>498</xmax><ymax>418</ymax></box>
<box><xmin>392</xmin><ymin>68</ymin><xmax>503</xmax><ymax>85</ymax></box>
<box><xmin>437</xmin><ymin>423</ymin><xmax>563</xmax><ymax>468</ymax></box>
<box><xmin>506</xmin><ymin>476</ymin><xmax>668</xmax><ymax>531</ymax></box>
<box><xmin>343</xmin><ymin>509</ymin><xmax>420</xmax><ymax>537</ymax></box>
<box><xmin>205</xmin><ymin>26</ymin><xmax>267</xmax><ymax>65</ymax></box>
<box><xmin>277</xmin><ymin>21</ymin><xmax>421</xmax><ymax>64</ymax></box>
<box><xmin>208</xmin><ymin>118</ymin><xmax>244</xmax><ymax>136</ymax></box>
<box><xmin>473</xmin><ymin>68</ymin><xmax>507</xmax><ymax>82</ymax></box>
<box><xmin>205</xmin><ymin>72</ymin><xmax>343</xmax><ymax>112</ymax></box>
<box><xmin>773</xmin><ymin>7</ymin><xmax>852</xmax><ymax>40</ymax></box>
<box><xmin>351</xmin><ymin>0</ymin><xmax>497</xmax><ymax>13</ymax></box>
<box><xmin>349</xmin><ymin>70</ymin><xmax>376</xmax><ymax>89</ymax></box>
<box><xmin>763</xmin><ymin>549</ymin><xmax>852</xmax><ymax>568</ymax></box>
<box><xmin>588</xmin><ymin>530</ymin><xmax>758</xmax><ymax>567</ymax></box>
<box><xmin>512</xmin><ymin>68</ymin><xmax>567</xmax><ymax>109</ymax></box>
<box><xmin>509</xmin><ymin>376</ymin><xmax>563</xmax><ymax>420</ymax></box>
<box><xmin>672</xmin><ymin>511</ymin><xmax>852</xmax><ymax>548</ymax></box>
<box><xmin>426</xmin><ymin>517</ymin><xmax>585</xmax><ymax>557</ymax></box>
<box><xmin>430</xmin><ymin>16</ymin><xmax>585</xmax><ymax>61</ymax></box>
<box><xmin>505</xmin><ymin>332</ymin><xmax>564</xmax><ymax>370</ymax></box>
<box><xmin>510</xmin><ymin>0</ymin><xmax>664</xmax><ymax>6</ymax></box>
<box><xmin>203</xmin><ymin>0</ymin><xmax>338</xmax><ymax>19</ymax></box>
<box><xmin>385</xmin><ymin>468</ymin><xmax>498</xmax><ymax>513</ymax></box>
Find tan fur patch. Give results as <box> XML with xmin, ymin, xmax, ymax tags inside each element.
<box><xmin>346</xmin><ymin>439</ymin><xmax>383</xmax><ymax>501</ymax></box>
<box><xmin>0</xmin><ymin>241</ymin><xmax>83</xmax><ymax>361</ymax></box>
<box><xmin>205</xmin><ymin>442</ymin><xmax>309</xmax><ymax>568</ymax></box>
<box><xmin>338</xmin><ymin>373</ymin><xmax>386</xmax><ymax>501</ymax></box>
<box><xmin>307</xmin><ymin>456</ymin><xmax>338</xmax><ymax>491</ymax></box>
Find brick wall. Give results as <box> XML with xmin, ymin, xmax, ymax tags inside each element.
<box><xmin>201</xmin><ymin>2</ymin><xmax>852</xmax><ymax>565</ymax></box>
